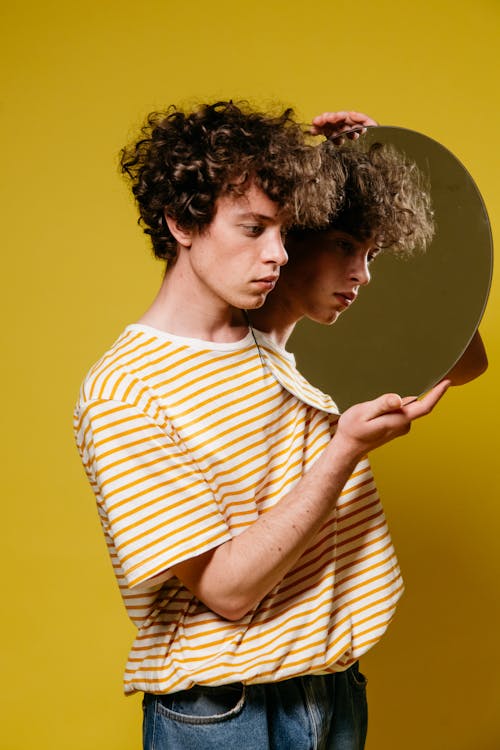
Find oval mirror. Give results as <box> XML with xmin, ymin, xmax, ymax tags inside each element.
<box><xmin>288</xmin><ymin>126</ymin><xmax>493</xmax><ymax>411</ymax></box>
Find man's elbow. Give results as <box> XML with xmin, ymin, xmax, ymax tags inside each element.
<box><xmin>476</xmin><ymin>352</ymin><xmax>488</xmax><ymax>378</ymax></box>
<box><xmin>208</xmin><ymin>592</ymin><xmax>258</xmax><ymax>622</ymax></box>
<box><xmin>447</xmin><ymin>331</ymin><xmax>488</xmax><ymax>386</ymax></box>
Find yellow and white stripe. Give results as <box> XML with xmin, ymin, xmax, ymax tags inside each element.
<box><xmin>74</xmin><ymin>323</ymin><xmax>403</xmax><ymax>695</ymax></box>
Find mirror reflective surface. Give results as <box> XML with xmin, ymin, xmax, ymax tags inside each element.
<box><xmin>288</xmin><ymin>126</ymin><xmax>493</xmax><ymax>411</ymax></box>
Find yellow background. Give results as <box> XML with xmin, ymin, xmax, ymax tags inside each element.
<box><xmin>2</xmin><ymin>1</ymin><xmax>498</xmax><ymax>748</ymax></box>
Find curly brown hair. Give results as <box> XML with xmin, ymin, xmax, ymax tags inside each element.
<box><xmin>120</xmin><ymin>101</ymin><xmax>340</xmax><ymax>261</ymax></box>
<box><xmin>292</xmin><ymin>138</ymin><xmax>434</xmax><ymax>255</ymax></box>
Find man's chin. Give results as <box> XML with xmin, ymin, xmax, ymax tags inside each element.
<box><xmin>316</xmin><ymin>310</ymin><xmax>340</xmax><ymax>326</ymax></box>
<box><xmin>243</xmin><ymin>293</ymin><xmax>269</xmax><ymax>310</ymax></box>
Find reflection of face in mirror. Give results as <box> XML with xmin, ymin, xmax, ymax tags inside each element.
<box><xmin>276</xmin><ymin>230</ymin><xmax>375</xmax><ymax>327</ymax></box>
<box><xmin>251</xmin><ymin>137</ymin><xmax>435</xmax><ymax>369</ymax></box>
<box><xmin>251</xmin><ymin>128</ymin><xmax>491</xmax><ymax>411</ymax></box>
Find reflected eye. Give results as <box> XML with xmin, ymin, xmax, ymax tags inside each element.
<box><xmin>368</xmin><ymin>249</ymin><xmax>381</xmax><ymax>263</ymax></box>
<box><xmin>336</xmin><ymin>239</ymin><xmax>355</xmax><ymax>254</ymax></box>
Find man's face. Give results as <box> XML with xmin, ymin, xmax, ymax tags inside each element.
<box><xmin>282</xmin><ymin>229</ymin><xmax>379</xmax><ymax>325</ymax></box>
<box><xmin>178</xmin><ymin>184</ymin><xmax>288</xmax><ymax>312</ymax></box>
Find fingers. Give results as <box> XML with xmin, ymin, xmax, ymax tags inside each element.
<box><xmin>401</xmin><ymin>396</ymin><xmax>418</xmax><ymax>407</ymax></box>
<box><xmin>310</xmin><ymin>110</ymin><xmax>378</xmax><ymax>137</ymax></box>
<box><xmin>402</xmin><ymin>380</ymin><xmax>451</xmax><ymax>420</ymax></box>
<box><xmin>358</xmin><ymin>380</ymin><xmax>450</xmax><ymax>425</ymax></box>
<box><xmin>312</xmin><ymin>111</ymin><xmax>378</xmax><ymax>126</ymax></box>
<box><xmin>368</xmin><ymin>380</ymin><xmax>450</xmax><ymax>421</ymax></box>
<box><xmin>336</xmin><ymin>380</ymin><xmax>451</xmax><ymax>460</ymax></box>
<box><xmin>362</xmin><ymin>393</ymin><xmax>404</xmax><ymax>421</ymax></box>
<box><xmin>311</xmin><ymin>111</ymin><xmax>351</xmax><ymax>127</ymax></box>
<box><xmin>346</xmin><ymin>111</ymin><xmax>378</xmax><ymax>127</ymax></box>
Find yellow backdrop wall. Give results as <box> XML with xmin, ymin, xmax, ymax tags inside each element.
<box><xmin>2</xmin><ymin>1</ymin><xmax>498</xmax><ymax>748</ymax></box>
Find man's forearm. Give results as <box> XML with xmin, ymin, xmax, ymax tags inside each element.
<box><xmin>172</xmin><ymin>437</ymin><xmax>359</xmax><ymax>620</ymax></box>
<box><xmin>171</xmin><ymin>383</ymin><xmax>449</xmax><ymax>620</ymax></box>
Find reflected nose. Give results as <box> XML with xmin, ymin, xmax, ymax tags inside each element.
<box><xmin>350</xmin><ymin>254</ymin><xmax>371</xmax><ymax>286</ymax></box>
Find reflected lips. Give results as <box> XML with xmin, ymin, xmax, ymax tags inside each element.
<box><xmin>335</xmin><ymin>291</ymin><xmax>357</xmax><ymax>308</ymax></box>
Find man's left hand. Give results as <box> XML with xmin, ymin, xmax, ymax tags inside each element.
<box><xmin>310</xmin><ymin>110</ymin><xmax>378</xmax><ymax>142</ymax></box>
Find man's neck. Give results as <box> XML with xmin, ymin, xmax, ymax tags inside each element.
<box><xmin>138</xmin><ymin>264</ymin><xmax>248</xmax><ymax>344</ymax></box>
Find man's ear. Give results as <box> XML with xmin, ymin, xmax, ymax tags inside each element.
<box><xmin>165</xmin><ymin>212</ymin><xmax>193</xmax><ymax>248</ymax></box>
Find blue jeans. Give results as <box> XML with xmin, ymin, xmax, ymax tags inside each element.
<box><xmin>142</xmin><ymin>663</ymin><xmax>368</xmax><ymax>750</ymax></box>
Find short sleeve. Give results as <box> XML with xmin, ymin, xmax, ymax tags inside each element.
<box><xmin>75</xmin><ymin>398</ymin><xmax>232</xmax><ymax>588</ymax></box>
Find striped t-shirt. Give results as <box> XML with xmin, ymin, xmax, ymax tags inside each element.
<box><xmin>74</xmin><ymin>323</ymin><xmax>403</xmax><ymax>695</ymax></box>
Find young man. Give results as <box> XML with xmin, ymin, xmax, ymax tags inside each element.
<box><xmin>74</xmin><ymin>102</ymin><xmax>449</xmax><ymax>750</ymax></box>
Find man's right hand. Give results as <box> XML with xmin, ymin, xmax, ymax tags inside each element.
<box><xmin>333</xmin><ymin>380</ymin><xmax>451</xmax><ymax>461</ymax></box>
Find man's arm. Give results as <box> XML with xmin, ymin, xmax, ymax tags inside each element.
<box><xmin>172</xmin><ymin>382</ymin><xmax>449</xmax><ymax>620</ymax></box>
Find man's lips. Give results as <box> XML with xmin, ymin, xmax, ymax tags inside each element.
<box><xmin>253</xmin><ymin>276</ymin><xmax>279</xmax><ymax>289</ymax></box>
<box><xmin>334</xmin><ymin>291</ymin><xmax>357</xmax><ymax>307</ymax></box>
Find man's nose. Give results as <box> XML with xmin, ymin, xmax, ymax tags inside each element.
<box><xmin>264</xmin><ymin>231</ymin><xmax>288</xmax><ymax>266</ymax></box>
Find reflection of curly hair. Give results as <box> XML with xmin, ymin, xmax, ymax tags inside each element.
<box><xmin>299</xmin><ymin>139</ymin><xmax>434</xmax><ymax>254</ymax></box>
<box><xmin>120</xmin><ymin>101</ymin><xmax>340</xmax><ymax>261</ymax></box>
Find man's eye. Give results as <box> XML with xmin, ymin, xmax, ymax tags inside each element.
<box><xmin>242</xmin><ymin>225</ymin><xmax>264</xmax><ymax>236</ymax></box>
<box><xmin>368</xmin><ymin>249</ymin><xmax>381</xmax><ymax>263</ymax></box>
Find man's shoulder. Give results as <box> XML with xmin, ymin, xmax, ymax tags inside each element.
<box><xmin>76</xmin><ymin>323</ymin><xmax>252</xmax><ymax>415</ymax></box>
<box><xmin>76</xmin><ymin>325</ymin><xmax>174</xmax><ymax>412</ymax></box>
